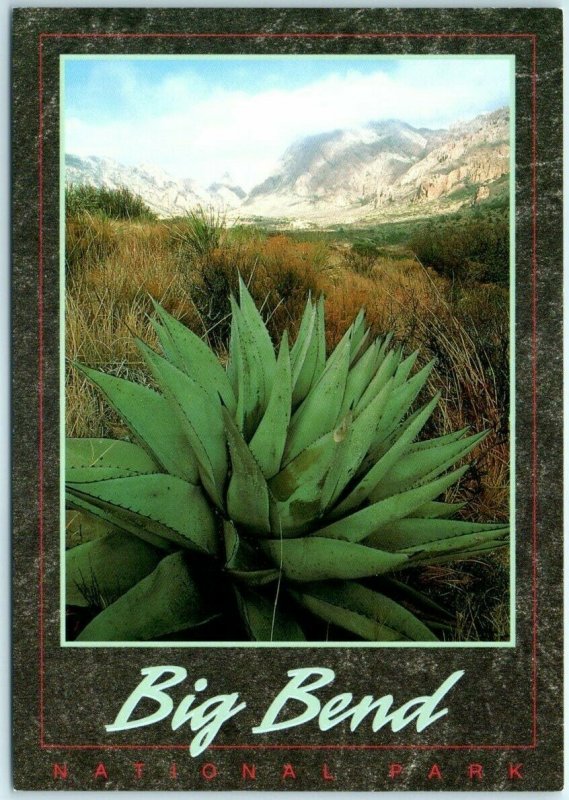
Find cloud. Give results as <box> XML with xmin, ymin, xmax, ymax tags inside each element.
<box><xmin>65</xmin><ymin>58</ymin><xmax>511</xmax><ymax>190</ymax></box>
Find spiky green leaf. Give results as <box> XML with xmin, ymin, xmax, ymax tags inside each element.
<box><xmin>234</xmin><ymin>586</ymin><xmax>306</xmax><ymax>642</ymax></box>
<box><xmin>75</xmin><ymin>364</ymin><xmax>199</xmax><ymax>484</ymax></box>
<box><xmin>150</xmin><ymin>299</ymin><xmax>236</xmax><ymax>413</ymax></box>
<box><xmin>291</xmin><ymin>296</ymin><xmax>326</xmax><ymax>405</ymax></box>
<box><xmin>66</xmin><ymin>532</ymin><xmax>163</xmax><ymax>607</ymax></box>
<box><xmin>248</xmin><ymin>332</ymin><xmax>292</xmax><ymax>479</ymax></box>
<box><xmin>366</xmin><ymin>518</ymin><xmax>509</xmax><ymax>553</ymax></box>
<box><xmin>290</xmin><ymin>581</ymin><xmax>438</xmax><ymax>641</ymax></box>
<box><xmin>224</xmin><ymin>407</ymin><xmax>272</xmax><ymax>535</ymax></box>
<box><xmin>262</xmin><ymin>537</ymin><xmax>408</xmax><ymax>581</ymax></box>
<box><xmin>76</xmin><ymin>552</ymin><xmax>217</xmax><ymax>642</ymax></box>
<box><xmin>370</xmin><ymin>430</ymin><xmax>487</xmax><ymax>501</ymax></box>
<box><xmin>67</xmin><ymin>474</ymin><xmax>219</xmax><ymax>555</ymax></box>
<box><xmin>317</xmin><ymin>465</ymin><xmax>469</xmax><ymax>543</ymax></box>
<box><xmin>284</xmin><ymin>330</ymin><xmax>351</xmax><ymax>463</ymax></box>
<box><xmin>66</xmin><ymin>438</ymin><xmax>159</xmax><ymax>483</ymax></box>
<box><xmin>137</xmin><ymin>340</ymin><xmax>227</xmax><ymax>508</ymax></box>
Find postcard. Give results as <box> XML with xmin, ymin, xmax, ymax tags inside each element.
<box><xmin>12</xmin><ymin>6</ymin><xmax>563</xmax><ymax>791</ymax></box>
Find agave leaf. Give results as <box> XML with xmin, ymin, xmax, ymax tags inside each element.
<box><xmin>137</xmin><ymin>340</ymin><xmax>226</xmax><ymax>508</ymax></box>
<box><xmin>238</xmin><ymin>276</ymin><xmax>276</xmax><ymax>398</ymax></box>
<box><xmin>402</xmin><ymin>526</ymin><xmax>509</xmax><ymax>560</ymax></box>
<box><xmin>292</xmin><ymin>296</ymin><xmax>326</xmax><ymax>406</ymax></box>
<box><xmin>271</xmin><ymin>418</ymin><xmax>353</xmax><ymax>535</ymax></box>
<box><xmin>366</xmin><ymin>518</ymin><xmax>509</xmax><ymax>552</ymax></box>
<box><xmin>378</xmin><ymin>575</ymin><xmax>455</xmax><ymax>621</ymax></box>
<box><xmin>66</xmin><ymin>438</ymin><xmax>159</xmax><ymax>483</ymax></box>
<box><xmin>270</xmin><ymin>430</ymin><xmax>336</xmax><ymax>501</ymax></box>
<box><xmin>391</xmin><ymin>350</ymin><xmax>419</xmax><ymax>389</ymax></box>
<box><xmin>375</xmin><ymin>332</ymin><xmax>394</xmax><ymax>366</ymax></box>
<box><xmin>66</xmin><ymin>493</ymin><xmax>175</xmax><ymax>552</ymax></box>
<box><xmin>410</xmin><ymin>501</ymin><xmax>467</xmax><ymax>519</ymax></box>
<box><xmin>284</xmin><ymin>331</ymin><xmax>352</xmax><ymax>464</ymax></box>
<box><xmin>248</xmin><ymin>332</ymin><xmax>292</xmax><ymax>479</ymax></box>
<box><xmin>67</xmin><ymin>474</ymin><xmax>219</xmax><ymax>555</ymax></box>
<box><xmin>355</xmin><ymin>348</ymin><xmax>400</xmax><ymax>415</ymax></box>
<box><xmin>290</xmin><ymin>581</ymin><xmax>438</xmax><ymax>642</ymax></box>
<box><xmin>317</xmin><ymin>465</ymin><xmax>469</xmax><ymax>544</ymax></box>
<box><xmin>75</xmin><ymin>364</ymin><xmax>199</xmax><ymax>484</ymax></box>
<box><xmin>340</xmin><ymin>339</ymin><xmax>380</xmax><ymax>415</ymax></box>
<box><xmin>150</xmin><ymin>299</ymin><xmax>236</xmax><ymax>414</ymax></box>
<box><xmin>223</xmin><ymin>407</ymin><xmax>272</xmax><ymax>535</ymax></box>
<box><xmin>290</xmin><ymin>295</ymin><xmax>314</xmax><ymax>371</ymax></box>
<box><xmin>334</xmin><ymin>394</ymin><xmax>439</xmax><ymax>516</ymax></box>
<box><xmin>326</xmin><ymin>380</ymin><xmax>394</xmax><ymax>512</ymax></box>
<box><xmin>66</xmin><ymin>531</ymin><xmax>164</xmax><ymax>607</ymax></box>
<box><xmin>76</xmin><ymin>552</ymin><xmax>218</xmax><ymax>642</ymax></box>
<box><xmin>320</xmin><ymin>413</ymin><xmax>354</xmax><ymax>510</ymax></box>
<box><xmin>234</xmin><ymin>586</ymin><xmax>306</xmax><ymax>642</ymax></box>
<box><xmin>350</xmin><ymin>327</ymin><xmax>371</xmax><ymax>367</ymax></box>
<box><xmin>421</xmin><ymin>541</ymin><xmax>508</xmax><ymax>565</ymax></box>
<box><xmin>409</xmin><ymin>427</ymin><xmax>470</xmax><ymax>451</ymax></box>
<box><xmin>261</xmin><ymin>537</ymin><xmax>409</xmax><ymax>581</ymax></box>
<box><xmin>372</xmin><ymin>359</ymin><xmax>436</xmax><ymax>444</ymax></box>
<box><xmin>230</xmin><ymin>296</ymin><xmax>264</xmax><ymax>439</ymax></box>
<box><xmin>370</xmin><ymin>430</ymin><xmax>487</xmax><ymax>501</ymax></box>
<box><xmin>223</xmin><ymin>521</ymin><xmax>280</xmax><ymax>585</ymax></box>
<box><xmin>350</xmin><ymin>308</ymin><xmax>366</xmax><ymax>355</ymax></box>
<box><xmin>226</xmin><ymin>312</ymin><xmax>239</xmax><ymax>391</ymax></box>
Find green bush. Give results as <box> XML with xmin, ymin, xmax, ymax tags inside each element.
<box><xmin>66</xmin><ymin>184</ymin><xmax>157</xmax><ymax>221</ymax></box>
<box><xmin>170</xmin><ymin>206</ymin><xmax>226</xmax><ymax>263</ymax></box>
<box><xmin>345</xmin><ymin>238</ymin><xmax>380</xmax><ymax>276</ymax></box>
<box><xmin>409</xmin><ymin>211</ymin><xmax>509</xmax><ymax>286</ymax></box>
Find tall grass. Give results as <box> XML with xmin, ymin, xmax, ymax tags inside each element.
<box><xmin>170</xmin><ymin>205</ymin><xmax>226</xmax><ymax>262</ymax></box>
<box><xmin>66</xmin><ymin>184</ymin><xmax>157</xmax><ymax>221</ymax></box>
<box><xmin>409</xmin><ymin>208</ymin><xmax>509</xmax><ymax>286</ymax></box>
<box><xmin>65</xmin><ymin>206</ymin><xmax>510</xmax><ymax>640</ymax></box>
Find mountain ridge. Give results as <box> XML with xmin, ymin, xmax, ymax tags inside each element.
<box><xmin>65</xmin><ymin>107</ymin><xmax>509</xmax><ymax>226</ymax></box>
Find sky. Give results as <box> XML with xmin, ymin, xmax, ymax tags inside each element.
<box><xmin>64</xmin><ymin>56</ymin><xmax>512</xmax><ymax>192</ymax></box>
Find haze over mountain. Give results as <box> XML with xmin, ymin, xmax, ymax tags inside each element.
<box><xmin>66</xmin><ymin>107</ymin><xmax>509</xmax><ymax>226</ymax></box>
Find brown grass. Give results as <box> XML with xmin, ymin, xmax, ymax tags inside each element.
<box><xmin>64</xmin><ymin>212</ymin><xmax>510</xmax><ymax>640</ymax></box>
<box><xmin>65</xmin><ymin>215</ymin><xmax>509</xmax><ymax>525</ymax></box>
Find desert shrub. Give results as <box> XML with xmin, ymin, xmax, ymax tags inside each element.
<box><xmin>65</xmin><ymin>214</ymin><xmax>119</xmax><ymax>280</ymax></box>
<box><xmin>170</xmin><ymin>206</ymin><xmax>227</xmax><ymax>263</ymax></box>
<box><xmin>66</xmin><ymin>184</ymin><xmax>156</xmax><ymax>221</ymax></box>
<box><xmin>187</xmin><ymin>234</ymin><xmax>328</xmax><ymax>348</ymax></box>
<box><xmin>454</xmin><ymin>283</ymin><xmax>510</xmax><ymax>434</ymax></box>
<box><xmin>345</xmin><ymin>238</ymin><xmax>380</xmax><ymax>276</ymax></box>
<box><xmin>409</xmin><ymin>211</ymin><xmax>509</xmax><ymax>286</ymax></box>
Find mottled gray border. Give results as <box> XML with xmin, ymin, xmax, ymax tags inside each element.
<box><xmin>11</xmin><ymin>6</ymin><xmax>563</xmax><ymax>792</ymax></box>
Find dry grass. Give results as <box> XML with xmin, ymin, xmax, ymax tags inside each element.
<box><xmin>64</xmin><ymin>212</ymin><xmax>510</xmax><ymax>640</ymax></box>
<box><xmin>65</xmin><ymin>215</ymin><xmax>509</xmax><ymax>528</ymax></box>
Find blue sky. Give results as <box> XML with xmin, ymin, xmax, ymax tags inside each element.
<box><xmin>64</xmin><ymin>56</ymin><xmax>512</xmax><ymax>190</ymax></box>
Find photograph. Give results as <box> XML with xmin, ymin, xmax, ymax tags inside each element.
<box><xmin>12</xmin><ymin>8</ymin><xmax>563</xmax><ymax>791</ymax></box>
<box><xmin>63</xmin><ymin>54</ymin><xmax>513</xmax><ymax>645</ymax></box>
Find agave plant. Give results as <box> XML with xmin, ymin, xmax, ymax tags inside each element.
<box><xmin>65</xmin><ymin>279</ymin><xmax>508</xmax><ymax>643</ymax></box>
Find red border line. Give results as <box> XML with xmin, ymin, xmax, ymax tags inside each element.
<box><xmin>38</xmin><ymin>30</ymin><xmax>45</xmax><ymax>749</ymax></box>
<box><xmin>41</xmin><ymin>743</ymin><xmax>536</xmax><ymax>752</ymax></box>
<box><xmin>42</xmin><ymin>32</ymin><xmax>534</xmax><ymax>39</ymax></box>
<box><xmin>530</xmin><ymin>31</ymin><xmax>539</xmax><ymax>749</ymax></box>
<box><xmin>39</xmin><ymin>31</ymin><xmax>538</xmax><ymax>753</ymax></box>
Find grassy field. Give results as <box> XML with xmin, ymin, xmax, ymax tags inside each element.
<box><xmin>65</xmin><ymin>188</ymin><xmax>510</xmax><ymax>641</ymax></box>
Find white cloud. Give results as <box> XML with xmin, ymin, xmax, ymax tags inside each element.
<box><xmin>65</xmin><ymin>59</ymin><xmax>511</xmax><ymax>191</ymax></box>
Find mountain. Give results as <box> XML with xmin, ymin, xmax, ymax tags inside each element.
<box><xmin>65</xmin><ymin>155</ymin><xmax>246</xmax><ymax>217</ymax></box>
<box><xmin>243</xmin><ymin>108</ymin><xmax>509</xmax><ymax>224</ymax></box>
<box><xmin>207</xmin><ymin>172</ymin><xmax>247</xmax><ymax>207</ymax></box>
<box><xmin>65</xmin><ymin>108</ymin><xmax>509</xmax><ymax>226</ymax></box>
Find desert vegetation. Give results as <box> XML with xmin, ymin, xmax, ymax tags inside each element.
<box><xmin>65</xmin><ymin>186</ymin><xmax>510</xmax><ymax>642</ymax></box>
